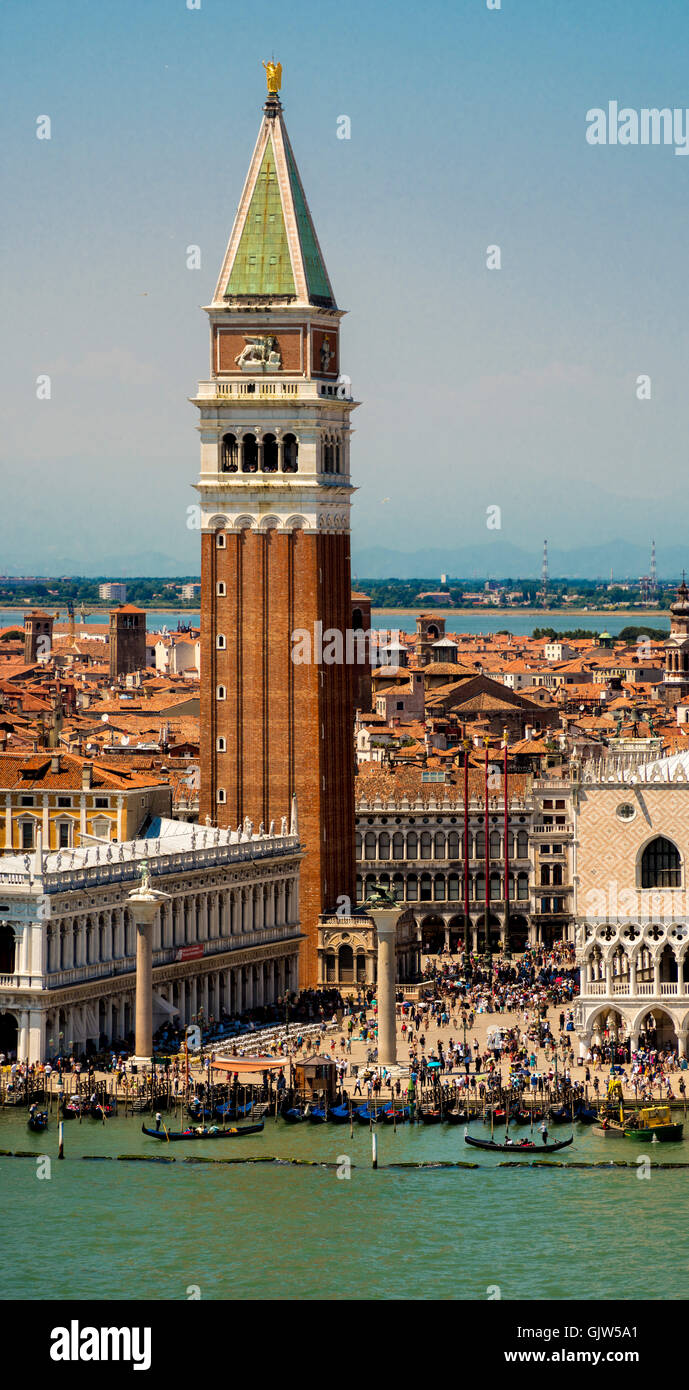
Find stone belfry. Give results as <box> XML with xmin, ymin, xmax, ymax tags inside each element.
<box><xmin>193</xmin><ymin>63</ymin><xmax>358</xmax><ymax>984</ymax></box>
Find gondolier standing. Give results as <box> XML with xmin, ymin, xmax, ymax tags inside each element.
<box><xmin>540</xmin><ymin>1121</ymin><xmax>548</xmax><ymax>1145</ymax></box>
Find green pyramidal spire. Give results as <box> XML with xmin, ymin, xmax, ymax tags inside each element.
<box><xmin>226</xmin><ymin>138</ymin><xmax>296</xmax><ymax>298</ymax></box>
<box><xmin>213</xmin><ymin>94</ymin><xmax>336</xmax><ymax>309</ymax></box>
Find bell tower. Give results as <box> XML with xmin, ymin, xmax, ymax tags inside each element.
<box><xmin>664</xmin><ymin>573</ymin><xmax>689</xmax><ymax>698</ymax></box>
<box><xmin>193</xmin><ymin>66</ymin><xmax>358</xmax><ymax>984</ymax></box>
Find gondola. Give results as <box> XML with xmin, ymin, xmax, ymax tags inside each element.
<box><xmin>141</xmin><ymin>1120</ymin><xmax>264</xmax><ymax>1141</ymax></box>
<box><xmin>355</xmin><ymin>1105</ymin><xmax>382</xmax><ymax>1124</ymax></box>
<box><xmin>548</xmin><ymin>1106</ymin><xmax>573</xmax><ymax>1125</ymax></box>
<box><xmin>382</xmin><ymin>1105</ymin><xmax>410</xmax><ymax>1124</ymax></box>
<box><xmin>464</xmin><ymin>1132</ymin><xmax>574</xmax><ymax>1154</ymax></box>
<box><xmin>62</xmin><ymin>1097</ymin><xmax>88</xmax><ymax>1118</ymax></box>
<box><xmin>281</xmin><ymin>1107</ymin><xmax>307</xmax><ymax>1123</ymax></box>
<box><xmin>309</xmin><ymin>1105</ymin><xmax>329</xmax><ymax>1124</ymax></box>
<box><xmin>90</xmin><ymin>1101</ymin><xmax>116</xmax><ymax>1119</ymax></box>
<box><xmin>444</xmin><ymin>1108</ymin><xmax>469</xmax><ymax>1125</ymax></box>
<box><xmin>328</xmin><ymin>1104</ymin><xmax>352</xmax><ymax>1124</ymax></box>
<box><xmin>28</xmin><ymin>1111</ymin><xmax>49</xmax><ymax>1133</ymax></box>
<box><xmin>574</xmin><ymin>1105</ymin><xmax>597</xmax><ymax>1125</ymax></box>
<box><xmin>186</xmin><ymin>1102</ymin><xmax>213</xmax><ymax>1120</ymax></box>
<box><xmin>214</xmin><ymin>1100</ymin><xmax>253</xmax><ymax>1120</ymax></box>
<box><xmin>419</xmin><ymin>1107</ymin><xmax>443</xmax><ymax>1125</ymax></box>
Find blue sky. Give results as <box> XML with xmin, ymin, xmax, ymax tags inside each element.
<box><xmin>2</xmin><ymin>0</ymin><xmax>689</xmax><ymax>577</ymax></box>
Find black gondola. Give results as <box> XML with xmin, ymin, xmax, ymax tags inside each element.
<box><xmin>328</xmin><ymin>1104</ymin><xmax>351</xmax><ymax>1124</ymax></box>
<box><xmin>419</xmin><ymin>1107</ymin><xmax>443</xmax><ymax>1124</ymax></box>
<box><xmin>444</xmin><ymin>1108</ymin><xmax>469</xmax><ymax>1125</ymax></box>
<box><xmin>281</xmin><ymin>1107</ymin><xmax>307</xmax><ymax>1123</ymax></box>
<box><xmin>464</xmin><ymin>1132</ymin><xmax>574</xmax><ymax>1154</ymax></box>
<box><xmin>90</xmin><ymin>1101</ymin><xmax>116</xmax><ymax>1119</ymax></box>
<box><xmin>28</xmin><ymin>1111</ymin><xmax>49</xmax><ymax>1133</ymax></box>
<box><xmin>141</xmin><ymin>1120</ymin><xmax>264</xmax><ymax>1141</ymax></box>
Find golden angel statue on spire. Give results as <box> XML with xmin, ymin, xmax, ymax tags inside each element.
<box><xmin>263</xmin><ymin>59</ymin><xmax>282</xmax><ymax>95</ymax></box>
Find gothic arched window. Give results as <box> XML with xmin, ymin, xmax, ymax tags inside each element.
<box><xmin>641</xmin><ymin>837</ymin><xmax>681</xmax><ymax>888</ymax></box>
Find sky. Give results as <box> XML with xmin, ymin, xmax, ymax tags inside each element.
<box><xmin>2</xmin><ymin>0</ymin><xmax>689</xmax><ymax>578</ymax></box>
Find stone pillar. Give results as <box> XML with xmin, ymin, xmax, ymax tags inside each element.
<box><xmin>604</xmin><ymin>954</ymin><xmax>613</xmax><ymax>995</ymax></box>
<box><xmin>370</xmin><ymin>905</ymin><xmax>399</xmax><ymax>1068</ymax></box>
<box><xmin>629</xmin><ymin>954</ymin><xmax>637</xmax><ymax>995</ymax></box>
<box><xmin>129</xmin><ymin>879</ymin><xmax>169</xmax><ymax>1064</ymax></box>
<box><xmin>653</xmin><ymin>954</ymin><xmax>661</xmax><ymax>996</ymax></box>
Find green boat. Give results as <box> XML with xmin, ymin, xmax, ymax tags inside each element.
<box><xmin>623</xmin><ymin>1106</ymin><xmax>683</xmax><ymax>1143</ymax></box>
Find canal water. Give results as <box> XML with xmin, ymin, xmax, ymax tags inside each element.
<box><xmin>1</xmin><ymin>1110</ymin><xmax>685</xmax><ymax>1301</ymax></box>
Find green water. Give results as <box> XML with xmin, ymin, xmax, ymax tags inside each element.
<box><xmin>1</xmin><ymin>1110</ymin><xmax>686</xmax><ymax>1301</ymax></box>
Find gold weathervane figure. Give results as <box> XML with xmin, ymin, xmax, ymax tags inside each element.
<box><xmin>263</xmin><ymin>59</ymin><xmax>282</xmax><ymax>95</ymax></box>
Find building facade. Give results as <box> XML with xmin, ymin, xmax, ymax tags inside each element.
<box><xmin>194</xmin><ymin>73</ymin><xmax>357</xmax><ymax>984</ymax></box>
<box><xmin>354</xmin><ymin>774</ymin><xmax>575</xmax><ymax>955</ymax></box>
<box><xmin>0</xmin><ymin>818</ymin><xmax>303</xmax><ymax>1063</ymax></box>
<box><xmin>0</xmin><ymin>753</ymin><xmax>172</xmax><ymax>855</ymax></box>
<box><xmin>573</xmin><ymin>751</ymin><xmax>689</xmax><ymax>1057</ymax></box>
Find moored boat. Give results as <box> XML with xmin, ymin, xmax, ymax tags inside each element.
<box><xmin>328</xmin><ymin>1104</ymin><xmax>351</xmax><ymax>1124</ymax></box>
<box><xmin>355</xmin><ymin>1105</ymin><xmax>382</xmax><ymax>1124</ymax></box>
<box><xmin>419</xmin><ymin>1107</ymin><xmax>443</xmax><ymax>1125</ymax></box>
<box><xmin>622</xmin><ymin>1106</ymin><xmax>683</xmax><ymax>1143</ymax></box>
<box><xmin>382</xmin><ymin>1105</ymin><xmax>410</xmax><ymax>1124</ymax></box>
<box><xmin>281</xmin><ymin>1107</ymin><xmax>307</xmax><ymax>1123</ymax></box>
<box><xmin>141</xmin><ymin>1120</ymin><xmax>264</xmax><ymax>1141</ymax></box>
<box><xmin>62</xmin><ymin>1097</ymin><xmax>88</xmax><ymax>1118</ymax></box>
<box><xmin>444</xmin><ymin>1108</ymin><xmax>469</xmax><ymax>1125</ymax></box>
<box><xmin>90</xmin><ymin>1100</ymin><xmax>116</xmax><ymax>1119</ymax></box>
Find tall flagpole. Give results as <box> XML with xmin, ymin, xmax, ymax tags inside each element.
<box><xmin>503</xmin><ymin>727</ymin><xmax>511</xmax><ymax>961</ymax></box>
<box><xmin>463</xmin><ymin>738</ymin><xmax>471</xmax><ymax>961</ymax></box>
<box><xmin>484</xmin><ymin>738</ymin><xmax>491</xmax><ymax>967</ymax></box>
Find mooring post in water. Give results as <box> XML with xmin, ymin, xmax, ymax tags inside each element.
<box><xmin>372</xmin><ymin>1131</ymin><xmax>378</xmax><ymax>1169</ymax></box>
<box><xmin>58</xmin><ymin>1120</ymin><xmax>64</xmax><ymax>1160</ymax></box>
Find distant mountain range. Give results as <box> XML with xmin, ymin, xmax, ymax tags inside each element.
<box><xmin>0</xmin><ymin>537</ymin><xmax>684</xmax><ymax>582</ymax></box>
<box><xmin>351</xmin><ymin>539</ymin><xmax>685</xmax><ymax>582</ymax></box>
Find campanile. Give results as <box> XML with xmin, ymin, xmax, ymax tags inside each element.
<box><xmin>194</xmin><ymin>65</ymin><xmax>358</xmax><ymax>984</ymax></box>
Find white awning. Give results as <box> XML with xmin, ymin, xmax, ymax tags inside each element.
<box><xmin>152</xmin><ymin>993</ymin><xmax>179</xmax><ymax>1018</ymax></box>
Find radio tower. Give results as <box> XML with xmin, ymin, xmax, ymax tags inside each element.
<box><xmin>650</xmin><ymin>539</ymin><xmax>657</xmax><ymax>599</ymax></box>
<box><xmin>540</xmin><ymin>539</ymin><xmax>549</xmax><ymax>605</ymax></box>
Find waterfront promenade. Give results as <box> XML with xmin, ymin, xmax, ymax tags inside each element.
<box><xmin>3</xmin><ymin>958</ymin><xmax>685</xmax><ymax>1110</ymax></box>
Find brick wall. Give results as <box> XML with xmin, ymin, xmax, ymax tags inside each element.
<box><xmin>200</xmin><ymin>527</ymin><xmax>356</xmax><ymax>984</ymax></box>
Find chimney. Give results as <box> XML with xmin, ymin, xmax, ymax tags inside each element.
<box><xmin>525</xmin><ymin>725</ymin><xmax>533</xmax><ymax>741</ymax></box>
<box><xmin>82</xmin><ymin>761</ymin><xmax>93</xmax><ymax>790</ymax></box>
<box><xmin>51</xmin><ymin>754</ymin><xmax>60</xmax><ymax>774</ymax></box>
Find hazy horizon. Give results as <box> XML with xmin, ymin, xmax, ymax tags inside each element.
<box><xmin>3</xmin><ymin>0</ymin><xmax>688</xmax><ymax>575</ymax></box>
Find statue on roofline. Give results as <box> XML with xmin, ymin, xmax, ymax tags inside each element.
<box><xmin>263</xmin><ymin>59</ymin><xmax>282</xmax><ymax>95</ymax></box>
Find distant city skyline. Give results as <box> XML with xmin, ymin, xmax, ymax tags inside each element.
<box><xmin>3</xmin><ymin>0</ymin><xmax>689</xmax><ymax>572</ymax></box>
